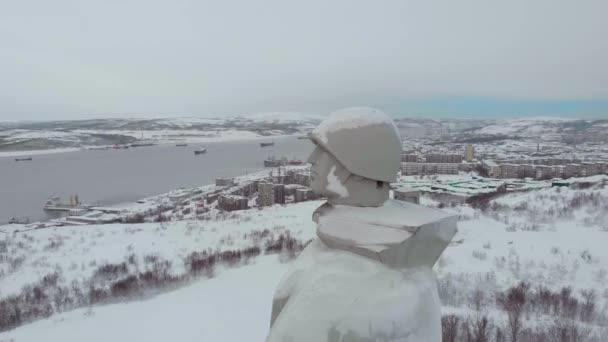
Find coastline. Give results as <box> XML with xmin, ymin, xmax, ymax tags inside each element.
<box><xmin>0</xmin><ymin>132</ymin><xmax>297</xmax><ymax>158</ymax></box>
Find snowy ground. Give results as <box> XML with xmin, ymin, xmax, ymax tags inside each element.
<box><xmin>1</xmin><ymin>256</ymin><xmax>288</xmax><ymax>342</ymax></box>
<box><xmin>1</xmin><ymin>177</ymin><xmax>608</xmax><ymax>340</ymax></box>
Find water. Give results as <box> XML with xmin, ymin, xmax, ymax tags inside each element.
<box><xmin>0</xmin><ymin>137</ymin><xmax>314</xmax><ymax>223</ymax></box>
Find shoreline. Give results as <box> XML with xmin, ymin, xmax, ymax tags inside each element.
<box><xmin>0</xmin><ymin>133</ymin><xmax>300</xmax><ymax>158</ymax></box>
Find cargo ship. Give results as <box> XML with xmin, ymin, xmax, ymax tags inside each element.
<box><xmin>264</xmin><ymin>156</ymin><xmax>304</xmax><ymax>167</ymax></box>
<box><xmin>15</xmin><ymin>157</ymin><xmax>33</xmax><ymax>162</ymax></box>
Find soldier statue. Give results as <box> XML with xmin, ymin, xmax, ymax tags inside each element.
<box><xmin>266</xmin><ymin>107</ymin><xmax>457</xmax><ymax>342</ymax></box>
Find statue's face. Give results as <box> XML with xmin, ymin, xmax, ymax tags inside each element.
<box><xmin>306</xmin><ymin>145</ymin><xmax>338</xmax><ymax>196</ymax></box>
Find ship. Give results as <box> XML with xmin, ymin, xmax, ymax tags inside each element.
<box><xmin>43</xmin><ymin>195</ymin><xmax>90</xmax><ymax>212</ymax></box>
<box><xmin>176</xmin><ymin>143</ymin><xmax>188</xmax><ymax>147</ymax></box>
<box><xmin>263</xmin><ymin>156</ymin><xmax>304</xmax><ymax>167</ymax></box>
<box><xmin>15</xmin><ymin>157</ymin><xmax>33</xmax><ymax>162</ymax></box>
<box><xmin>264</xmin><ymin>156</ymin><xmax>285</xmax><ymax>167</ymax></box>
<box><xmin>130</xmin><ymin>142</ymin><xmax>157</xmax><ymax>148</ymax></box>
<box><xmin>194</xmin><ymin>147</ymin><xmax>207</xmax><ymax>155</ymax></box>
<box><xmin>8</xmin><ymin>217</ymin><xmax>29</xmax><ymax>224</ymax></box>
<box><xmin>260</xmin><ymin>141</ymin><xmax>275</xmax><ymax>147</ymax></box>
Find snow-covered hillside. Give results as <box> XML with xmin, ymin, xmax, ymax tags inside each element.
<box><xmin>1</xmin><ymin>177</ymin><xmax>608</xmax><ymax>341</ymax></box>
<box><xmin>1</xmin><ymin>256</ymin><xmax>288</xmax><ymax>342</ymax></box>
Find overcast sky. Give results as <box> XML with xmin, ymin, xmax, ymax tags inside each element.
<box><xmin>1</xmin><ymin>0</ymin><xmax>607</xmax><ymax>120</ymax></box>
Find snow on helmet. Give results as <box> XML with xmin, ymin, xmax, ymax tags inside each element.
<box><xmin>309</xmin><ymin>107</ymin><xmax>402</xmax><ymax>183</ymax></box>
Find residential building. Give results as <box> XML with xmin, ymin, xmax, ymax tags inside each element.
<box><xmin>563</xmin><ymin>164</ymin><xmax>580</xmax><ymax>178</ymax></box>
<box><xmin>535</xmin><ymin>166</ymin><xmax>557</xmax><ymax>180</ymax></box>
<box><xmin>500</xmin><ymin>164</ymin><xmax>519</xmax><ymax>179</ymax></box>
<box><xmin>481</xmin><ymin>160</ymin><xmax>501</xmax><ymax>178</ymax></box>
<box><xmin>257</xmin><ymin>182</ymin><xmax>275</xmax><ymax>207</ymax></box>
<box><xmin>294</xmin><ymin>188</ymin><xmax>309</xmax><ymax>202</ymax></box>
<box><xmin>401</xmin><ymin>163</ymin><xmax>459</xmax><ymax>175</ymax></box>
<box><xmin>518</xmin><ymin>164</ymin><xmax>535</xmax><ymax>178</ymax></box>
<box><xmin>401</xmin><ymin>154</ymin><xmax>419</xmax><ymax>163</ymax></box>
<box><xmin>273</xmin><ymin>184</ymin><xmax>286</xmax><ymax>205</ymax></box>
<box><xmin>294</xmin><ymin>172</ymin><xmax>312</xmax><ymax>187</ymax></box>
<box><xmin>425</xmin><ymin>154</ymin><xmax>463</xmax><ymax>163</ymax></box>
<box><xmin>218</xmin><ymin>195</ymin><xmax>249</xmax><ymax>211</ymax></box>
<box><xmin>465</xmin><ymin>144</ymin><xmax>475</xmax><ymax>162</ymax></box>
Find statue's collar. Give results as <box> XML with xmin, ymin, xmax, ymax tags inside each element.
<box><xmin>312</xmin><ymin>200</ymin><xmax>457</xmax><ymax>268</ymax></box>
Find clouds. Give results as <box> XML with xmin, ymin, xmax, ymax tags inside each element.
<box><xmin>1</xmin><ymin>0</ymin><xmax>607</xmax><ymax>120</ymax></box>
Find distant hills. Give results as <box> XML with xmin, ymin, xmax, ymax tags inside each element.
<box><xmin>1</xmin><ymin>114</ymin><xmax>606</xmax><ymax>152</ymax></box>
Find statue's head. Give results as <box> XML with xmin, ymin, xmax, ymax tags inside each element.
<box><xmin>307</xmin><ymin>107</ymin><xmax>402</xmax><ymax>207</ymax></box>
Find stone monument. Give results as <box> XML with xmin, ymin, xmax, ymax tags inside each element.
<box><xmin>266</xmin><ymin>107</ymin><xmax>457</xmax><ymax>342</ymax></box>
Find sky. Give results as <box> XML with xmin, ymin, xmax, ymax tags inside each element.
<box><xmin>1</xmin><ymin>0</ymin><xmax>607</xmax><ymax>121</ymax></box>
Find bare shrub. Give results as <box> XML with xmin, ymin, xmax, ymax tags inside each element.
<box><xmin>88</xmin><ymin>286</ymin><xmax>109</xmax><ymax>304</ymax></box>
<box><xmin>242</xmin><ymin>246</ymin><xmax>261</xmax><ymax>259</ymax></box>
<box><xmin>43</xmin><ymin>236</ymin><xmax>64</xmax><ymax>251</ymax></box>
<box><xmin>560</xmin><ymin>287</ymin><xmax>579</xmax><ymax>320</ymax></box>
<box><xmin>110</xmin><ymin>275</ymin><xmax>140</xmax><ymax>298</ymax></box>
<box><xmin>580</xmin><ymin>250</ymin><xmax>593</xmax><ymax>264</ymax></box>
<box><xmin>472</xmin><ymin>250</ymin><xmax>488</xmax><ymax>261</ymax></box>
<box><xmin>0</xmin><ymin>234</ymin><xmax>310</xmax><ymax>333</ymax></box>
<box><xmin>93</xmin><ymin>262</ymin><xmax>129</xmax><ymax>281</ymax></box>
<box><xmin>9</xmin><ymin>255</ymin><xmax>26</xmax><ymax>272</ymax></box>
<box><xmin>185</xmin><ymin>251</ymin><xmax>216</xmax><ymax>277</ymax></box>
<box><xmin>580</xmin><ymin>289</ymin><xmax>596</xmax><ymax>322</ymax></box>
<box><xmin>472</xmin><ymin>289</ymin><xmax>485</xmax><ymax>311</ymax></box>
<box><xmin>264</xmin><ymin>232</ymin><xmax>305</xmax><ymax>257</ymax></box>
<box><xmin>441</xmin><ymin>315</ymin><xmax>459</xmax><ymax>342</ymax></box>
<box><xmin>123</xmin><ymin>214</ymin><xmax>145</xmax><ymax>224</ymax></box>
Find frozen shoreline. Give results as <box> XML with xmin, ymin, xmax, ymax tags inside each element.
<box><xmin>0</xmin><ymin>147</ymin><xmax>82</xmax><ymax>158</ymax></box>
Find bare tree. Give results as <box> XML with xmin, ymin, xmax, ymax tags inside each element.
<box><xmin>580</xmin><ymin>289</ymin><xmax>596</xmax><ymax>322</ymax></box>
<box><xmin>472</xmin><ymin>316</ymin><xmax>491</xmax><ymax>342</ymax></box>
<box><xmin>498</xmin><ymin>282</ymin><xmax>528</xmax><ymax>342</ymax></box>
<box><xmin>495</xmin><ymin>327</ymin><xmax>505</xmax><ymax>342</ymax></box>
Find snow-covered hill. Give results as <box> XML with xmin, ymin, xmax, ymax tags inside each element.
<box><xmin>465</xmin><ymin>118</ymin><xmax>607</xmax><ymax>137</ymax></box>
<box><xmin>0</xmin><ymin>113</ymin><xmax>324</xmax><ymax>154</ymax></box>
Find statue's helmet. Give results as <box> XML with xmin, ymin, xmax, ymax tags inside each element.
<box><xmin>308</xmin><ymin>107</ymin><xmax>402</xmax><ymax>183</ymax></box>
